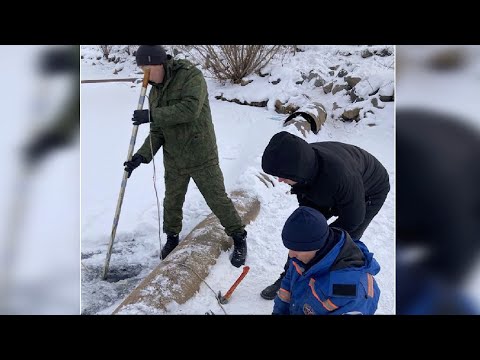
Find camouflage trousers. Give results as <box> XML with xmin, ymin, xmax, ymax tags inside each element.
<box><xmin>163</xmin><ymin>164</ymin><xmax>244</xmax><ymax>236</ymax></box>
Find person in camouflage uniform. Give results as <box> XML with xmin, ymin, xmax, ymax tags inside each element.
<box><xmin>124</xmin><ymin>45</ymin><xmax>247</xmax><ymax>267</ymax></box>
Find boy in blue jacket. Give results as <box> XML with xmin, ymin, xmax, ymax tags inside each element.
<box><xmin>273</xmin><ymin>206</ymin><xmax>381</xmax><ymax>315</ymax></box>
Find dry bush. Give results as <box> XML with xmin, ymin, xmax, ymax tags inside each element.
<box><xmin>126</xmin><ymin>45</ymin><xmax>139</xmax><ymax>56</ymax></box>
<box><xmin>188</xmin><ymin>45</ymin><xmax>281</xmax><ymax>83</ymax></box>
<box><xmin>98</xmin><ymin>45</ymin><xmax>114</xmax><ymax>59</ymax></box>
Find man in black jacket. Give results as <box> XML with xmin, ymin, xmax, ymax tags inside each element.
<box><xmin>260</xmin><ymin>131</ymin><xmax>390</xmax><ymax>300</ymax></box>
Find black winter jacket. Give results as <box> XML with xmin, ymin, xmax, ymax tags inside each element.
<box><xmin>262</xmin><ymin>131</ymin><xmax>389</xmax><ymax>238</ymax></box>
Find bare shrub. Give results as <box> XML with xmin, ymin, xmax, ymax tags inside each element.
<box><xmin>125</xmin><ymin>45</ymin><xmax>139</xmax><ymax>56</ymax></box>
<box><xmin>187</xmin><ymin>45</ymin><xmax>281</xmax><ymax>83</ymax></box>
<box><xmin>98</xmin><ymin>45</ymin><xmax>114</xmax><ymax>59</ymax></box>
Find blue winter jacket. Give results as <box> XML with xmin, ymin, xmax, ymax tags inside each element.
<box><xmin>273</xmin><ymin>231</ymin><xmax>381</xmax><ymax>315</ymax></box>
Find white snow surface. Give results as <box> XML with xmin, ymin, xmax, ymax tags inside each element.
<box><xmin>81</xmin><ymin>45</ymin><xmax>394</xmax><ymax>315</ymax></box>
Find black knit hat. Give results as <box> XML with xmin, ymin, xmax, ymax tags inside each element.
<box><xmin>282</xmin><ymin>206</ymin><xmax>330</xmax><ymax>251</ymax></box>
<box><xmin>135</xmin><ymin>45</ymin><xmax>167</xmax><ymax>66</ymax></box>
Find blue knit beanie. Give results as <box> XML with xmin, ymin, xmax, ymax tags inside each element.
<box><xmin>282</xmin><ymin>206</ymin><xmax>329</xmax><ymax>251</ymax></box>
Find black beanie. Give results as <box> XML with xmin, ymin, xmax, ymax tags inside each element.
<box><xmin>282</xmin><ymin>206</ymin><xmax>329</xmax><ymax>251</ymax></box>
<box><xmin>135</xmin><ymin>45</ymin><xmax>167</xmax><ymax>66</ymax></box>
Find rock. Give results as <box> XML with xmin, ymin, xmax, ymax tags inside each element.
<box><xmin>375</xmin><ymin>47</ymin><xmax>393</xmax><ymax>57</ymax></box>
<box><xmin>306</xmin><ymin>72</ymin><xmax>318</xmax><ymax>81</ymax></box>
<box><xmin>347</xmin><ymin>89</ymin><xmax>359</xmax><ymax>102</ymax></box>
<box><xmin>344</xmin><ymin>76</ymin><xmax>361</xmax><ymax>88</ymax></box>
<box><xmin>302</xmin><ymin>71</ymin><xmax>325</xmax><ymax>87</ymax></box>
<box><xmin>329</xmin><ymin>65</ymin><xmax>340</xmax><ymax>70</ymax></box>
<box><xmin>371</xmin><ymin>98</ymin><xmax>385</xmax><ymax>109</ymax></box>
<box><xmin>361</xmin><ymin>49</ymin><xmax>373</xmax><ymax>58</ymax></box>
<box><xmin>379</xmin><ymin>95</ymin><xmax>394</xmax><ymax>102</ymax></box>
<box><xmin>314</xmin><ymin>78</ymin><xmax>325</xmax><ymax>87</ymax></box>
<box><xmin>251</xmin><ymin>100</ymin><xmax>269</xmax><ymax>107</ymax></box>
<box><xmin>379</xmin><ymin>83</ymin><xmax>394</xmax><ymax>102</ymax></box>
<box><xmin>337</xmin><ymin>69</ymin><xmax>348</xmax><ymax>77</ymax></box>
<box><xmin>275</xmin><ymin>100</ymin><xmax>299</xmax><ymax>114</ymax></box>
<box><xmin>341</xmin><ymin>108</ymin><xmax>361</xmax><ymax>122</ymax></box>
<box><xmin>323</xmin><ymin>82</ymin><xmax>334</xmax><ymax>94</ymax></box>
<box><xmin>216</xmin><ymin>94</ymin><xmax>268</xmax><ymax>108</ymax></box>
<box><xmin>271</xmin><ymin>78</ymin><xmax>281</xmax><ymax>85</ymax></box>
<box><xmin>333</xmin><ymin>102</ymin><xmax>341</xmax><ymax>110</ymax></box>
<box><xmin>240</xmin><ymin>79</ymin><xmax>253</xmax><ymax>86</ymax></box>
<box><xmin>329</xmin><ymin>70</ymin><xmax>335</xmax><ymax>76</ymax></box>
<box><xmin>332</xmin><ymin>84</ymin><xmax>349</xmax><ymax>95</ymax></box>
<box><xmin>113</xmin><ymin>64</ymin><xmax>124</xmax><ymax>75</ymax></box>
<box><xmin>275</xmin><ymin>100</ymin><xmax>285</xmax><ymax>113</ymax></box>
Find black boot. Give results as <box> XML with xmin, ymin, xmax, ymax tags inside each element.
<box><xmin>260</xmin><ymin>275</ymin><xmax>284</xmax><ymax>300</ymax></box>
<box><xmin>230</xmin><ymin>230</ymin><xmax>247</xmax><ymax>268</ymax></box>
<box><xmin>161</xmin><ymin>233</ymin><xmax>179</xmax><ymax>260</ymax></box>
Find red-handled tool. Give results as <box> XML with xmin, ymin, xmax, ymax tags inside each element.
<box><xmin>218</xmin><ymin>266</ymin><xmax>250</xmax><ymax>304</ymax></box>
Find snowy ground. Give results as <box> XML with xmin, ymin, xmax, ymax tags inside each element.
<box><xmin>81</xmin><ymin>46</ymin><xmax>395</xmax><ymax>315</ymax></box>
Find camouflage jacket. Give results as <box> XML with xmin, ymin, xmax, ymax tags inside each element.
<box><xmin>136</xmin><ymin>57</ymin><xmax>219</xmax><ymax>174</ymax></box>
